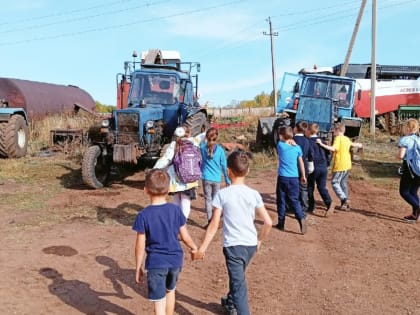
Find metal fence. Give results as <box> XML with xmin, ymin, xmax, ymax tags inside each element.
<box><xmin>207</xmin><ymin>107</ymin><xmax>273</xmax><ymax>118</ymax></box>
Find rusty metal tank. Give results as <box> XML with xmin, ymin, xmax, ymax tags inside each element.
<box><xmin>0</xmin><ymin>77</ymin><xmax>96</xmax><ymax>118</ymax></box>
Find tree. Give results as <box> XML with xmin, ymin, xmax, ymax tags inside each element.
<box><xmin>269</xmin><ymin>90</ymin><xmax>280</xmax><ymax>108</ymax></box>
<box><xmin>255</xmin><ymin>92</ymin><xmax>270</xmax><ymax>107</ymax></box>
<box><xmin>95</xmin><ymin>101</ymin><xmax>115</xmax><ymax>113</ymax></box>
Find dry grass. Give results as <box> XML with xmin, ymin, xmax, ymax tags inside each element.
<box><xmin>28</xmin><ymin>112</ymin><xmax>99</xmax><ymax>158</ymax></box>
<box><xmin>0</xmin><ymin>115</ymin><xmax>405</xmax><ymax>228</ymax></box>
<box><xmin>2</xmin><ymin>114</ymin><xmax>401</xmax><ymax>187</ymax></box>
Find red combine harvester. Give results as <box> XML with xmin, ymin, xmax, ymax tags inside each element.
<box><xmin>333</xmin><ymin>64</ymin><xmax>420</xmax><ymax>132</ymax></box>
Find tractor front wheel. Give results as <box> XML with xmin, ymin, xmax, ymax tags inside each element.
<box><xmin>82</xmin><ymin>145</ymin><xmax>111</xmax><ymax>189</ymax></box>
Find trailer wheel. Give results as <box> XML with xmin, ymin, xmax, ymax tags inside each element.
<box><xmin>0</xmin><ymin>115</ymin><xmax>28</xmax><ymax>158</ymax></box>
<box><xmin>186</xmin><ymin>112</ymin><xmax>209</xmax><ymax>136</ymax></box>
<box><xmin>0</xmin><ymin>122</ymin><xmax>7</xmax><ymax>158</ymax></box>
<box><xmin>82</xmin><ymin>145</ymin><xmax>111</xmax><ymax>189</ymax></box>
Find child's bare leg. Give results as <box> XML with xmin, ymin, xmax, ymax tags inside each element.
<box><xmin>165</xmin><ymin>289</ymin><xmax>176</xmax><ymax>315</ymax></box>
<box><xmin>154</xmin><ymin>298</ymin><xmax>166</xmax><ymax>315</ymax></box>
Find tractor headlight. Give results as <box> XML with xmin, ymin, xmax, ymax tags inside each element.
<box><xmin>101</xmin><ymin>119</ymin><xmax>110</xmax><ymax>128</ymax></box>
<box><xmin>145</xmin><ymin>120</ymin><xmax>154</xmax><ymax>129</ymax></box>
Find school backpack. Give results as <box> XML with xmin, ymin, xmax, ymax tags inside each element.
<box><xmin>173</xmin><ymin>139</ymin><xmax>202</xmax><ymax>183</ymax></box>
<box><xmin>406</xmin><ymin>135</ymin><xmax>420</xmax><ymax>177</ymax></box>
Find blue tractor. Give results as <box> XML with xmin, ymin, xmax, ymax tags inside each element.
<box><xmin>256</xmin><ymin>67</ymin><xmax>363</xmax><ymax>146</ymax></box>
<box><xmin>82</xmin><ymin>49</ymin><xmax>208</xmax><ymax>189</ymax></box>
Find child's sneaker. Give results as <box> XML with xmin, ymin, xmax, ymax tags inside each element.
<box><xmin>325</xmin><ymin>202</ymin><xmax>335</xmax><ymax>217</ymax></box>
<box><xmin>339</xmin><ymin>199</ymin><xmax>350</xmax><ymax>211</ymax></box>
<box><xmin>274</xmin><ymin>219</ymin><xmax>285</xmax><ymax>231</ymax></box>
<box><xmin>298</xmin><ymin>218</ymin><xmax>307</xmax><ymax>235</ymax></box>
<box><xmin>403</xmin><ymin>212</ymin><xmax>419</xmax><ymax>223</ymax></box>
<box><xmin>221</xmin><ymin>296</ymin><xmax>237</xmax><ymax>315</ymax></box>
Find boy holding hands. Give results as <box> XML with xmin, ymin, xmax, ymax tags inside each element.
<box><xmin>133</xmin><ymin>169</ymin><xmax>197</xmax><ymax>315</ymax></box>
<box><xmin>316</xmin><ymin>122</ymin><xmax>363</xmax><ymax>210</ymax></box>
<box><xmin>193</xmin><ymin>151</ymin><xmax>272</xmax><ymax>315</ymax></box>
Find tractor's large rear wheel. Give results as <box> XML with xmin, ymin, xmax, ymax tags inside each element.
<box><xmin>0</xmin><ymin>115</ymin><xmax>28</xmax><ymax>158</ymax></box>
<box><xmin>0</xmin><ymin>122</ymin><xmax>7</xmax><ymax>158</ymax></box>
<box><xmin>186</xmin><ymin>112</ymin><xmax>209</xmax><ymax>136</ymax></box>
<box><xmin>82</xmin><ymin>145</ymin><xmax>111</xmax><ymax>189</ymax></box>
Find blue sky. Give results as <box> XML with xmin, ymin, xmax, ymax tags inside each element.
<box><xmin>1</xmin><ymin>0</ymin><xmax>419</xmax><ymax>107</ymax></box>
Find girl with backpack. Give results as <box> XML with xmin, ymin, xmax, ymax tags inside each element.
<box><xmin>200</xmin><ymin>127</ymin><xmax>231</xmax><ymax>225</ymax></box>
<box><xmin>397</xmin><ymin>118</ymin><xmax>420</xmax><ymax>223</ymax></box>
<box><xmin>154</xmin><ymin>124</ymin><xmax>205</xmax><ymax>220</ymax></box>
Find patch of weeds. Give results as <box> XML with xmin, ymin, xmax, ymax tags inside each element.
<box><xmin>0</xmin><ymin>192</ymin><xmax>51</xmax><ymax>211</ymax></box>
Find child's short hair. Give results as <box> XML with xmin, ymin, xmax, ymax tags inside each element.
<box><xmin>227</xmin><ymin>151</ymin><xmax>250</xmax><ymax>177</ymax></box>
<box><xmin>308</xmin><ymin>123</ymin><xmax>319</xmax><ymax>135</ymax></box>
<box><xmin>145</xmin><ymin>169</ymin><xmax>170</xmax><ymax>196</ymax></box>
<box><xmin>279</xmin><ymin>126</ymin><xmax>294</xmax><ymax>140</ymax></box>
<box><xmin>295</xmin><ymin>120</ymin><xmax>308</xmax><ymax>133</ymax></box>
<box><xmin>334</xmin><ymin>122</ymin><xmax>346</xmax><ymax>133</ymax></box>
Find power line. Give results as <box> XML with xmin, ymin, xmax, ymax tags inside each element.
<box><xmin>0</xmin><ymin>0</ymin><xmax>416</xmax><ymax>47</ymax></box>
<box><xmin>0</xmin><ymin>0</ymin><xmax>138</xmax><ymax>26</ymax></box>
<box><xmin>0</xmin><ymin>0</ymin><xmax>170</xmax><ymax>34</ymax></box>
<box><xmin>277</xmin><ymin>0</ymin><xmax>418</xmax><ymax>32</ymax></box>
<box><xmin>196</xmin><ymin>19</ymin><xmax>265</xmax><ymax>58</ymax></box>
<box><xmin>271</xmin><ymin>0</ymin><xmax>359</xmax><ymax>18</ymax></box>
<box><xmin>0</xmin><ymin>0</ymin><xmax>248</xmax><ymax>47</ymax></box>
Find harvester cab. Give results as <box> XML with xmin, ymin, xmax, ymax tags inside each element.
<box><xmin>256</xmin><ymin>67</ymin><xmax>363</xmax><ymax>146</ymax></box>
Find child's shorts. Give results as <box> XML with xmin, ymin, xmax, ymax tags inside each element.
<box><xmin>147</xmin><ymin>267</ymin><xmax>181</xmax><ymax>301</ymax></box>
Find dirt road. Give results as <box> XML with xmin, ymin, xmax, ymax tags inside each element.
<box><xmin>0</xmin><ymin>160</ymin><xmax>419</xmax><ymax>314</ymax></box>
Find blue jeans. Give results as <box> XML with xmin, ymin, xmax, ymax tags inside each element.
<box><xmin>223</xmin><ymin>245</ymin><xmax>257</xmax><ymax>315</ymax></box>
<box><xmin>331</xmin><ymin>171</ymin><xmax>349</xmax><ymax>201</ymax></box>
<box><xmin>202</xmin><ymin>180</ymin><xmax>221</xmax><ymax>221</ymax></box>
<box><xmin>308</xmin><ymin>166</ymin><xmax>332</xmax><ymax>211</ymax></box>
<box><xmin>276</xmin><ymin>176</ymin><xmax>304</xmax><ymax>221</ymax></box>
<box><xmin>399</xmin><ymin>161</ymin><xmax>420</xmax><ymax>212</ymax></box>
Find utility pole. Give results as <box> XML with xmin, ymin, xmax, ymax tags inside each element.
<box><xmin>371</xmin><ymin>0</ymin><xmax>377</xmax><ymax>136</ymax></box>
<box><xmin>263</xmin><ymin>17</ymin><xmax>278</xmax><ymax>114</ymax></box>
<box><xmin>340</xmin><ymin>0</ymin><xmax>367</xmax><ymax>76</ymax></box>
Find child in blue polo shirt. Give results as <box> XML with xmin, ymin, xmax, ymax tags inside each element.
<box><xmin>133</xmin><ymin>169</ymin><xmax>197</xmax><ymax>315</ymax></box>
<box><xmin>275</xmin><ymin>126</ymin><xmax>307</xmax><ymax>234</ymax></box>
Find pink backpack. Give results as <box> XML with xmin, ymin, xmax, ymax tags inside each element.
<box><xmin>173</xmin><ymin>140</ymin><xmax>202</xmax><ymax>183</ymax></box>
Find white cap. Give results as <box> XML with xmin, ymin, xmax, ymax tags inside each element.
<box><xmin>174</xmin><ymin>127</ymin><xmax>185</xmax><ymax>137</ymax></box>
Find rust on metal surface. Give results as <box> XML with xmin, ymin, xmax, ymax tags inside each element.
<box><xmin>0</xmin><ymin>77</ymin><xmax>96</xmax><ymax>118</ymax></box>
<box><xmin>113</xmin><ymin>144</ymin><xmax>138</xmax><ymax>163</ymax></box>
<box><xmin>50</xmin><ymin>128</ymin><xmax>86</xmax><ymax>153</ymax></box>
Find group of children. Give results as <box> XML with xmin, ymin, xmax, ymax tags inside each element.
<box><xmin>135</xmin><ymin>125</ymin><xmax>271</xmax><ymax>315</ymax></box>
<box><xmin>275</xmin><ymin>121</ymin><xmax>363</xmax><ymax>235</ymax></box>
<box><xmin>132</xmin><ymin>120</ymin><xmax>390</xmax><ymax>315</ymax></box>
<box><xmin>134</xmin><ymin>151</ymin><xmax>272</xmax><ymax>315</ymax></box>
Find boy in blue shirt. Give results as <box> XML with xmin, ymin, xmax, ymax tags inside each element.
<box><xmin>193</xmin><ymin>151</ymin><xmax>272</xmax><ymax>315</ymax></box>
<box><xmin>276</xmin><ymin>126</ymin><xmax>307</xmax><ymax>234</ymax></box>
<box><xmin>133</xmin><ymin>169</ymin><xmax>198</xmax><ymax>315</ymax></box>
